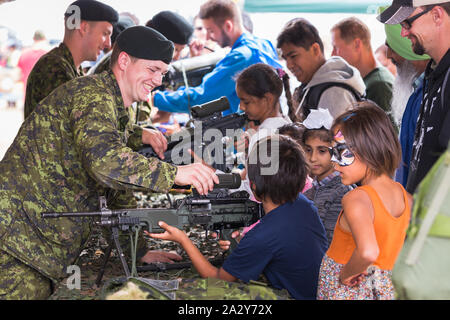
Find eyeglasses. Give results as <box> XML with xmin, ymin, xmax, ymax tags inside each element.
<box><xmin>329</xmin><ymin>143</ymin><xmax>355</xmax><ymax>167</ymax></box>
<box><xmin>400</xmin><ymin>7</ymin><xmax>433</xmax><ymax>30</ymax></box>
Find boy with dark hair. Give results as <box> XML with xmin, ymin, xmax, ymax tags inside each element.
<box><xmin>148</xmin><ymin>135</ymin><xmax>328</xmax><ymax>300</ymax></box>
<box><xmin>277</xmin><ymin>18</ymin><xmax>366</xmax><ymax>121</ymax></box>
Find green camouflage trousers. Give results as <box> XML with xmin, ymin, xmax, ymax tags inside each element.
<box><xmin>104</xmin><ymin>277</ymin><xmax>292</xmax><ymax>300</ymax></box>
<box><xmin>0</xmin><ymin>250</ymin><xmax>52</xmax><ymax>300</ymax></box>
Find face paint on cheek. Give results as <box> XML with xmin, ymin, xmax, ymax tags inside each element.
<box><xmin>334</xmin><ymin>130</ymin><xmax>346</xmax><ymax>144</ymax></box>
<box><xmin>331</xmin><ymin>131</ymin><xmax>355</xmax><ymax>166</ymax></box>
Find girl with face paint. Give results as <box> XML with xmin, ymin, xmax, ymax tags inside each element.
<box><xmin>317</xmin><ymin>101</ymin><xmax>413</xmax><ymax>300</ymax></box>
<box><xmin>294</xmin><ymin>109</ymin><xmax>355</xmax><ymax>248</ymax></box>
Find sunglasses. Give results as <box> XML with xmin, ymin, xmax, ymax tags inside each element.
<box><xmin>400</xmin><ymin>7</ymin><xmax>433</xmax><ymax>30</ymax></box>
<box><xmin>329</xmin><ymin>143</ymin><xmax>355</xmax><ymax>167</ymax></box>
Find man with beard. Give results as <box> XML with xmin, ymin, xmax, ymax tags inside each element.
<box><xmin>151</xmin><ymin>0</ymin><xmax>282</xmax><ymax>116</ymax></box>
<box><xmin>378</xmin><ymin>0</ymin><xmax>450</xmax><ymax>194</ymax></box>
<box><xmin>381</xmin><ymin>11</ymin><xmax>430</xmax><ymax>187</ymax></box>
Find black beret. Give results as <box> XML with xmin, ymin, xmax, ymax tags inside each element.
<box><xmin>111</xmin><ymin>15</ymin><xmax>136</xmax><ymax>44</ymax></box>
<box><xmin>65</xmin><ymin>0</ymin><xmax>119</xmax><ymax>25</ymax></box>
<box><xmin>148</xmin><ymin>11</ymin><xmax>194</xmax><ymax>45</ymax></box>
<box><xmin>116</xmin><ymin>26</ymin><xmax>174</xmax><ymax>64</ymax></box>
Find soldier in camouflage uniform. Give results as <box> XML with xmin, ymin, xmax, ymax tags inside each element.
<box><xmin>92</xmin><ymin>10</ymin><xmax>194</xmax><ymax>124</ymax></box>
<box><xmin>0</xmin><ymin>26</ymin><xmax>218</xmax><ymax>300</ymax></box>
<box><xmin>23</xmin><ymin>0</ymin><xmax>119</xmax><ymax>119</ymax></box>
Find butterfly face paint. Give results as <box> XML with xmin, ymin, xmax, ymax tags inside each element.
<box><xmin>330</xmin><ymin>130</ymin><xmax>355</xmax><ymax>167</ymax></box>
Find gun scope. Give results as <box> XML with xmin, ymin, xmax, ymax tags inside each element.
<box><xmin>190</xmin><ymin>96</ymin><xmax>230</xmax><ymax>119</ymax></box>
<box><xmin>214</xmin><ymin>173</ymin><xmax>241</xmax><ymax>189</ymax></box>
<box><xmin>172</xmin><ymin>173</ymin><xmax>241</xmax><ymax>190</ymax></box>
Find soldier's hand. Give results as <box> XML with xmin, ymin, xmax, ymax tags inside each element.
<box><xmin>174</xmin><ymin>159</ymin><xmax>219</xmax><ymax>195</ymax></box>
<box><xmin>210</xmin><ymin>230</ymin><xmax>241</xmax><ymax>251</ymax></box>
<box><xmin>145</xmin><ymin>221</ymin><xmax>187</xmax><ymax>244</ymax></box>
<box><xmin>139</xmin><ymin>250</ymin><xmax>183</xmax><ymax>264</ymax></box>
<box><xmin>142</xmin><ymin>127</ymin><xmax>168</xmax><ymax>159</ymax></box>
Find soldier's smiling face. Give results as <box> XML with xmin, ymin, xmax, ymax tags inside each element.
<box><xmin>124</xmin><ymin>57</ymin><xmax>169</xmax><ymax>104</ymax></box>
<box><xmin>83</xmin><ymin>21</ymin><xmax>113</xmax><ymax>61</ymax></box>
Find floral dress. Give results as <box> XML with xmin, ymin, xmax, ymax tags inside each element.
<box><xmin>317</xmin><ymin>255</ymin><xmax>395</xmax><ymax>300</ymax></box>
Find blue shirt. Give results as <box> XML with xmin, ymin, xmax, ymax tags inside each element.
<box><xmin>222</xmin><ymin>194</ymin><xmax>328</xmax><ymax>300</ymax></box>
<box><xmin>153</xmin><ymin>32</ymin><xmax>282</xmax><ymax>116</ymax></box>
<box><xmin>395</xmin><ymin>74</ymin><xmax>424</xmax><ymax>187</ymax></box>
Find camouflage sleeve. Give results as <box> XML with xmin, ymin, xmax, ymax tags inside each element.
<box><xmin>24</xmin><ymin>55</ymin><xmax>77</xmax><ymax>119</ymax></box>
<box><xmin>137</xmin><ymin>101</ymin><xmax>152</xmax><ymax>122</ymax></box>
<box><xmin>126</xmin><ymin>124</ymin><xmax>144</xmax><ymax>151</ymax></box>
<box><xmin>70</xmin><ymin>90</ymin><xmax>177</xmax><ymax>193</ymax></box>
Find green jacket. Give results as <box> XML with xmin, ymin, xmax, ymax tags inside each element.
<box><xmin>0</xmin><ymin>70</ymin><xmax>177</xmax><ymax>281</ymax></box>
<box><xmin>24</xmin><ymin>42</ymin><xmax>83</xmax><ymax>119</ymax></box>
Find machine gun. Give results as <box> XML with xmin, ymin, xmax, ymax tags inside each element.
<box><xmin>139</xmin><ymin>96</ymin><xmax>247</xmax><ymax>172</ymax></box>
<box><xmin>42</xmin><ymin>173</ymin><xmax>263</xmax><ymax>284</ymax></box>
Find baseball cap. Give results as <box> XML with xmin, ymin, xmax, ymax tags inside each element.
<box><xmin>377</xmin><ymin>0</ymin><xmax>448</xmax><ymax>24</ymax></box>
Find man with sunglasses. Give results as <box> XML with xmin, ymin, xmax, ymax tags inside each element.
<box><xmin>378</xmin><ymin>1</ymin><xmax>450</xmax><ymax>194</ymax></box>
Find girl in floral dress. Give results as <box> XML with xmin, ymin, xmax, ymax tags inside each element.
<box><xmin>317</xmin><ymin>102</ymin><xmax>412</xmax><ymax>300</ymax></box>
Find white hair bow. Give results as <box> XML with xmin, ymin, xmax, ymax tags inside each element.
<box><xmin>302</xmin><ymin>108</ymin><xmax>334</xmax><ymax>130</ymax></box>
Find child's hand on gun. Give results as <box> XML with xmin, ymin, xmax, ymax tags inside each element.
<box><xmin>210</xmin><ymin>230</ymin><xmax>242</xmax><ymax>251</ymax></box>
<box><xmin>145</xmin><ymin>221</ymin><xmax>188</xmax><ymax>245</ymax></box>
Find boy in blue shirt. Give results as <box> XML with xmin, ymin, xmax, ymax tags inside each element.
<box><xmin>147</xmin><ymin>135</ymin><xmax>328</xmax><ymax>299</ymax></box>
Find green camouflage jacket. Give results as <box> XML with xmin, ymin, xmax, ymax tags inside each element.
<box><xmin>24</xmin><ymin>42</ymin><xmax>84</xmax><ymax>119</ymax></box>
<box><xmin>0</xmin><ymin>70</ymin><xmax>177</xmax><ymax>282</ymax></box>
<box><xmin>104</xmin><ymin>277</ymin><xmax>292</xmax><ymax>300</ymax></box>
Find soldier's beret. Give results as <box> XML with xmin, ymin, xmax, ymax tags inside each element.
<box><xmin>147</xmin><ymin>11</ymin><xmax>194</xmax><ymax>45</ymax></box>
<box><xmin>65</xmin><ymin>0</ymin><xmax>119</xmax><ymax>25</ymax></box>
<box><xmin>111</xmin><ymin>15</ymin><xmax>136</xmax><ymax>44</ymax></box>
<box><xmin>116</xmin><ymin>26</ymin><xmax>174</xmax><ymax>64</ymax></box>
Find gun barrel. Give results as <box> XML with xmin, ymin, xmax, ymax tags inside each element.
<box><xmin>190</xmin><ymin>96</ymin><xmax>230</xmax><ymax>119</ymax></box>
<box><xmin>42</xmin><ymin>211</ymin><xmax>104</xmax><ymax>218</ymax></box>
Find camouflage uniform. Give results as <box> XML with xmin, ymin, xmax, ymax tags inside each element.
<box><xmin>24</xmin><ymin>42</ymin><xmax>84</xmax><ymax>119</ymax></box>
<box><xmin>0</xmin><ymin>70</ymin><xmax>177</xmax><ymax>299</ymax></box>
<box><xmin>104</xmin><ymin>277</ymin><xmax>292</xmax><ymax>300</ymax></box>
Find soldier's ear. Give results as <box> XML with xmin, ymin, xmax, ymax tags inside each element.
<box><xmin>79</xmin><ymin>20</ymin><xmax>90</xmax><ymax>36</ymax></box>
<box><xmin>117</xmin><ymin>51</ymin><xmax>131</xmax><ymax>71</ymax></box>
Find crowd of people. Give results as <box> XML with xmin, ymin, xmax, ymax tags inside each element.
<box><xmin>0</xmin><ymin>0</ymin><xmax>449</xmax><ymax>300</ymax></box>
